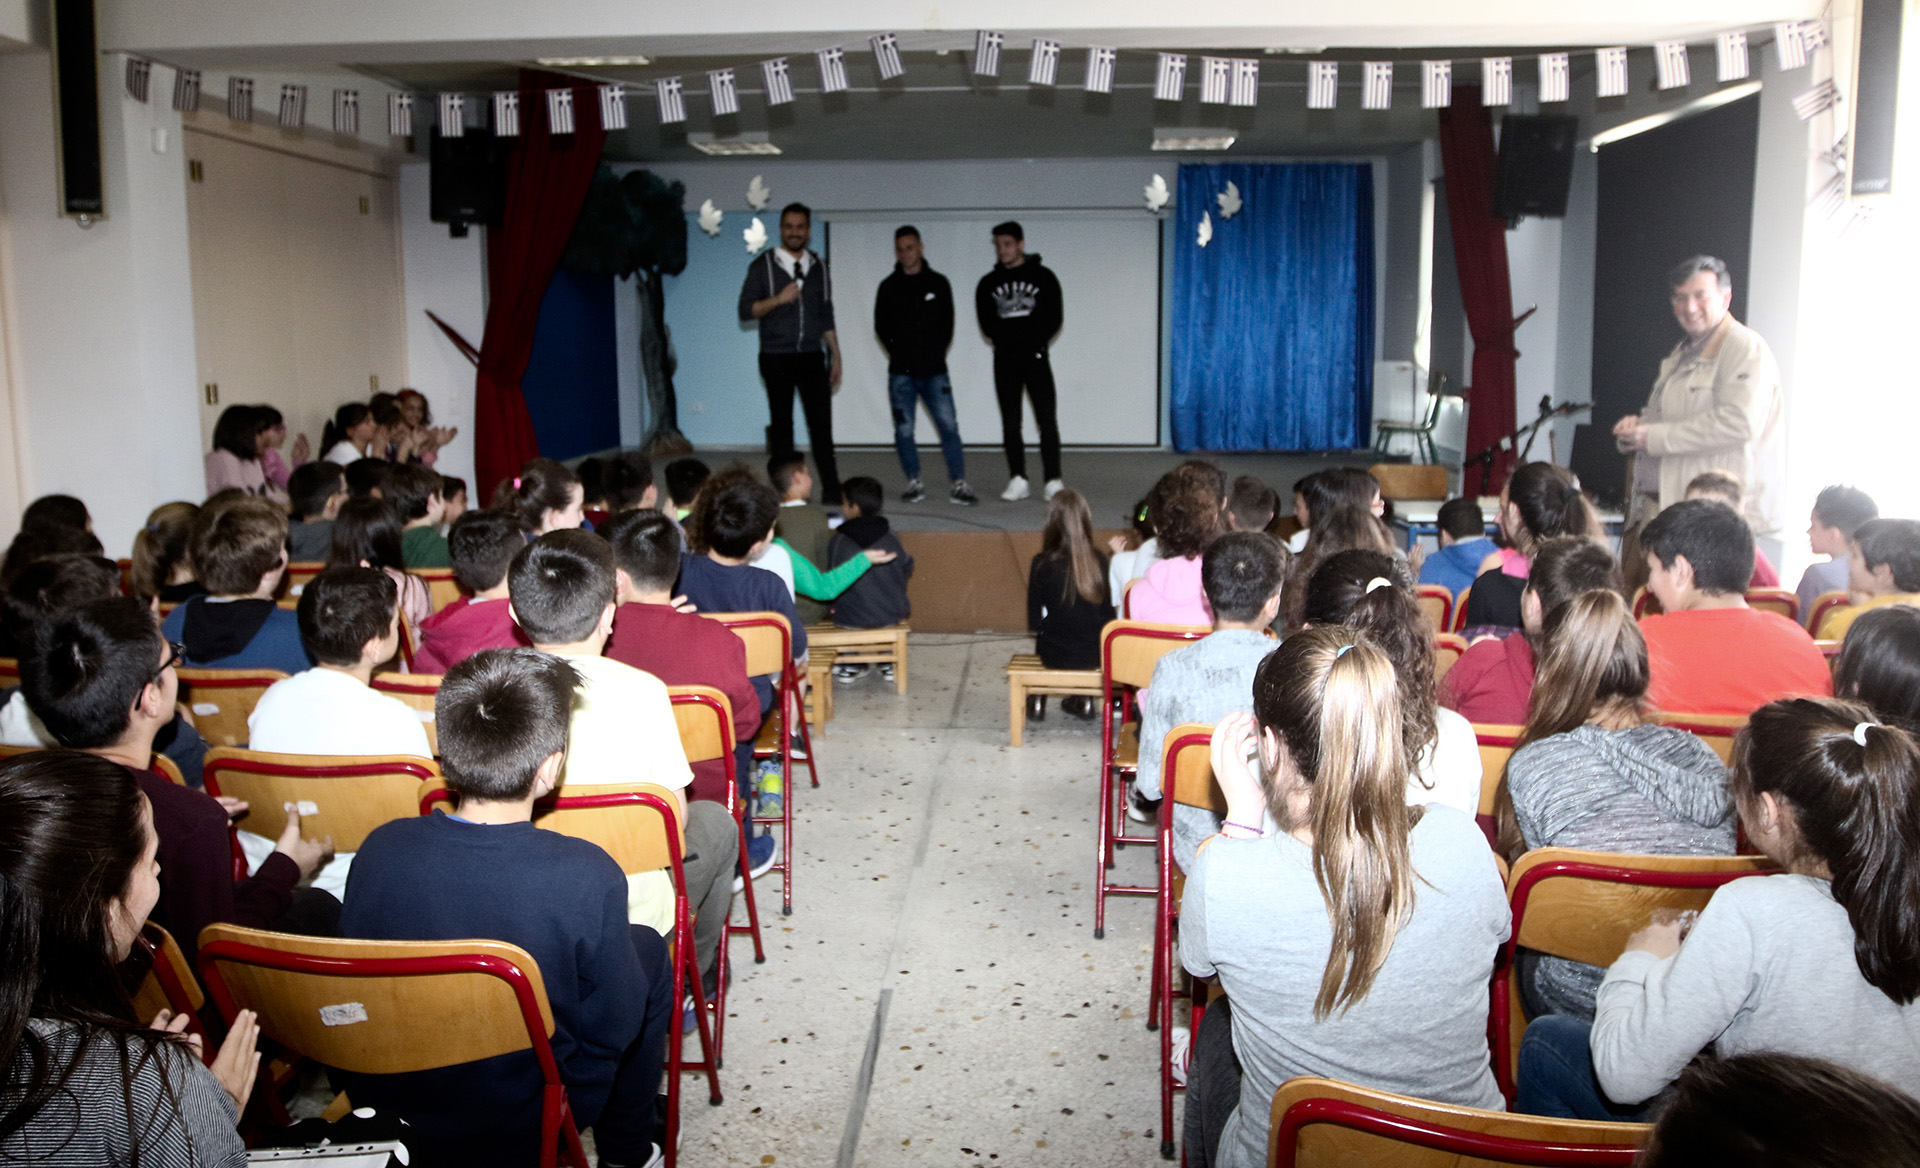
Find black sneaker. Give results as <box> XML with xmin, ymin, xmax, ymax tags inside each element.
<box><xmin>949</xmin><ymin>480</ymin><xmax>979</xmax><ymax>506</ymax></box>
<box><xmin>902</xmin><ymin>479</ymin><xmax>927</xmax><ymax>504</ymax></box>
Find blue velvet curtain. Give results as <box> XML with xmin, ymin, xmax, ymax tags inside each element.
<box><xmin>1170</xmin><ymin>163</ymin><xmax>1374</xmax><ymax>451</ymax></box>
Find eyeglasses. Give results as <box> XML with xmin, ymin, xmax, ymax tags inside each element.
<box><xmin>151</xmin><ymin>641</ymin><xmax>185</xmax><ymax>684</ymax></box>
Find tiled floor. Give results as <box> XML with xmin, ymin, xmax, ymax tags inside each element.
<box><xmin>677</xmin><ymin>633</ymin><xmax>1178</xmax><ymax>1167</ymax></box>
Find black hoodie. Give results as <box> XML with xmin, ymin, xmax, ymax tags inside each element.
<box><xmin>974</xmin><ymin>255</ymin><xmax>1063</xmax><ymax>353</ymax></box>
<box><xmin>827</xmin><ymin>517</ymin><xmax>913</xmax><ymax>630</ymax></box>
<box><xmin>873</xmin><ymin>263</ymin><xmax>955</xmax><ymax>376</ymax></box>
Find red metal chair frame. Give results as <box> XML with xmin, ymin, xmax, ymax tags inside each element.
<box><xmin>134</xmin><ymin>922</ymin><xmax>212</xmax><ymax>1061</ymax></box>
<box><xmin>1490</xmin><ymin>856</ymin><xmax>1770</xmax><ymax>1101</ymax></box>
<box><xmin>1450</xmin><ymin>584</ymin><xmax>1473</xmax><ymax>631</ymax></box>
<box><xmin>1413</xmin><ymin>584</ymin><xmax>1455</xmax><ymax>634</ymax></box>
<box><xmin>1744</xmin><ymin>587</ymin><xmax>1799</xmax><ymax>624</ymax></box>
<box><xmin>197</xmin><ymin>935</ymin><xmax>591</xmax><ymax>1168</ymax></box>
<box><xmin>669</xmin><ymin>686</ymin><xmax>767</xmax><ymax>993</ymax></box>
<box><xmin>1151</xmin><ymin>726</ymin><xmax>1215</xmax><ymax>1161</ymax></box>
<box><xmin>1472</xmin><ymin>723</ymin><xmax>1525</xmax><ymax>848</ymax></box>
<box><xmin>712</xmin><ymin>613</ymin><xmax>813</xmax><ymax>917</ymax></box>
<box><xmin>206</xmin><ymin>752</ymin><xmax>438</xmax><ymax>882</ymax></box>
<box><xmin>1807</xmin><ymin>590</ymin><xmax>1851</xmax><ymax>638</ymax></box>
<box><xmin>0</xmin><ymin>657</ymin><xmax>18</xmax><ymax>684</ymax></box>
<box><xmin>1094</xmin><ymin>621</ymin><xmax>1206</xmax><ymax>940</ymax></box>
<box><xmin>1272</xmin><ymin>1096</ymin><xmax>1640</xmax><ymax>1167</ymax></box>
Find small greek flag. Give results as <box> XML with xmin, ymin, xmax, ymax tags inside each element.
<box><xmin>710</xmin><ymin>69</ymin><xmax>738</xmax><ymax>117</ymax></box>
<box><xmin>1084</xmin><ymin>46</ymin><xmax>1116</xmax><ymax>94</ymax></box>
<box><xmin>1230</xmin><ymin>59</ymin><xmax>1260</xmax><ymax>107</ymax></box>
<box><xmin>492</xmin><ymin>91</ymin><xmax>519</xmax><ymax>137</ymax></box>
<box><xmin>818</xmin><ymin>47</ymin><xmax>849</xmax><ymax>93</ymax></box>
<box><xmin>1800</xmin><ymin>20</ymin><xmax>1829</xmax><ymax>51</ymax></box>
<box><xmin>1595</xmin><ymin>47</ymin><xmax>1629</xmax><ymax>98</ymax></box>
<box><xmin>333</xmin><ymin>90</ymin><xmax>359</xmax><ymax>135</ymax></box>
<box><xmin>1199</xmin><ymin>57</ymin><xmax>1231</xmax><ymax>104</ymax></box>
<box><xmin>547</xmin><ymin>87</ymin><xmax>575</xmax><ymax>135</ymax></box>
<box><xmin>1482</xmin><ymin>57</ymin><xmax>1513</xmax><ymax>105</ymax></box>
<box><xmin>125</xmin><ymin>58</ymin><xmax>150</xmax><ymax>103</ymax></box>
<box><xmin>648</xmin><ymin>80</ymin><xmax>677</xmax><ymax>127</ymax></box>
<box><xmin>387</xmin><ymin>92</ymin><xmax>413</xmax><ymax>137</ymax></box>
<box><xmin>1539</xmin><ymin>53</ymin><xmax>1570</xmax><ymax>103</ymax></box>
<box><xmin>1419</xmin><ymin>61</ymin><xmax>1451</xmax><ymax>109</ymax></box>
<box><xmin>1655</xmin><ymin>42</ymin><xmax>1690</xmax><ymax>90</ymax></box>
<box><xmin>1716</xmin><ymin>32</ymin><xmax>1750</xmax><ymax>82</ymax></box>
<box><xmin>974</xmin><ymin>31</ymin><xmax>1003</xmax><ymax>78</ymax></box>
<box><xmin>172</xmin><ymin>69</ymin><xmax>201</xmax><ymax>113</ymax></box>
<box><xmin>1774</xmin><ymin>22</ymin><xmax>1810</xmax><ymax>69</ymax></box>
<box><xmin>762</xmin><ymin>59</ymin><xmax>794</xmax><ymax>106</ymax></box>
<box><xmin>871</xmin><ymin>33</ymin><xmax>904</xmax><ymax>82</ymax></box>
<box><xmin>1793</xmin><ymin>79</ymin><xmax>1837</xmax><ymax>120</ymax></box>
<box><xmin>278</xmin><ymin>84</ymin><xmax>307</xmax><ymax>128</ymax></box>
<box><xmin>1155</xmin><ymin>53</ymin><xmax>1187</xmax><ymax>101</ymax></box>
<box><xmin>227</xmin><ymin>77</ymin><xmax>253</xmax><ymax>122</ymax></box>
<box><xmin>1307</xmin><ymin>61</ymin><xmax>1338</xmax><ymax>109</ymax></box>
<box><xmin>1029</xmin><ymin>39</ymin><xmax>1060</xmax><ymax>86</ymax></box>
<box><xmin>1363</xmin><ymin>61</ymin><xmax>1394</xmax><ymax>110</ymax></box>
<box><xmin>597</xmin><ymin>83</ymin><xmax>627</xmax><ymax>130</ymax></box>
<box><xmin>438</xmin><ymin>92</ymin><xmax>465</xmax><ymax>137</ymax></box>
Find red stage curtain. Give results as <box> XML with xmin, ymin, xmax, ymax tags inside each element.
<box><xmin>472</xmin><ymin>70</ymin><xmax>608</xmax><ymax>499</ymax></box>
<box><xmin>1437</xmin><ymin>87</ymin><xmax>1519</xmax><ymax>491</ymax></box>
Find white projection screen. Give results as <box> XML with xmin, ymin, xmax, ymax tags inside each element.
<box><xmin>823</xmin><ymin>211</ymin><xmax>1161</xmax><ymax>447</ymax></box>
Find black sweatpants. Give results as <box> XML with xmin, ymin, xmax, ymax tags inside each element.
<box><xmin>759</xmin><ymin>352</ymin><xmax>839</xmax><ymax>502</ymax></box>
<box><xmin>991</xmin><ymin>347</ymin><xmax>1061</xmax><ymax>482</ymax></box>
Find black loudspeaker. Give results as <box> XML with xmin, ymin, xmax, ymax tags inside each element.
<box><xmin>49</xmin><ymin>0</ymin><xmax>103</xmax><ymax>219</ymax></box>
<box><xmin>1568</xmin><ymin>422</ymin><xmax>1627</xmax><ymax>512</ymax></box>
<box><xmin>1493</xmin><ymin>115</ymin><xmax>1578</xmax><ymax>220</ymax></box>
<box><xmin>1850</xmin><ymin>0</ymin><xmax>1904</xmax><ymax>197</ymax></box>
<box><xmin>428</xmin><ymin>129</ymin><xmax>504</xmax><ymax>236</ymax></box>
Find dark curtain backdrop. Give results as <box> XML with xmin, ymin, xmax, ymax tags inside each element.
<box><xmin>1436</xmin><ymin>87</ymin><xmax>1519</xmax><ymax>490</ymax></box>
<box><xmin>1170</xmin><ymin>162</ymin><xmax>1374</xmax><ymax>451</ymax></box>
<box><xmin>473</xmin><ymin>69</ymin><xmax>607</xmax><ymax>499</ymax></box>
<box><xmin>520</xmin><ymin>267</ymin><xmax>620</xmax><ymax>460</ymax></box>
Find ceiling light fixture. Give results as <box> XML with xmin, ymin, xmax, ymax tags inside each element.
<box><xmin>536</xmin><ymin>55</ymin><xmax>651</xmax><ymax>67</ymax></box>
<box><xmin>687</xmin><ymin>131</ymin><xmax>782</xmax><ymax>156</ymax></box>
<box><xmin>1586</xmin><ymin>80</ymin><xmax>1760</xmax><ymax>152</ymax></box>
<box><xmin>1152</xmin><ymin>128</ymin><xmax>1237</xmax><ymax>151</ymax></box>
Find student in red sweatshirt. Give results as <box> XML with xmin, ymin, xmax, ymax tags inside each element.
<box><xmin>414</xmin><ymin>510</ymin><xmax>530</xmax><ymax>674</ymax></box>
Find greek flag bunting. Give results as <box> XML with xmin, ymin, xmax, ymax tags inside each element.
<box><xmin>1029</xmin><ymin>39</ymin><xmax>1060</xmax><ymax>86</ymax></box>
<box><xmin>762</xmin><ymin>59</ymin><xmax>794</xmax><ymax>105</ymax></box>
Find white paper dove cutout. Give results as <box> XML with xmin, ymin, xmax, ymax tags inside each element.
<box><xmin>1216</xmin><ymin>181</ymin><xmax>1242</xmax><ymax>220</ymax></box>
<box><xmin>746</xmin><ymin>175</ymin><xmax>771</xmax><ymax>211</ymax></box>
<box><xmin>1196</xmin><ymin>211</ymin><xmax>1213</xmax><ymax>248</ymax></box>
<box><xmin>697</xmin><ymin>199</ymin><xmax>724</xmax><ymax>237</ymax></box>
<box><xmin>743</xmin><ymin>216</ymin><xmax>768</xmax><ymax>254</ymax></box>
<box><xmin>1144</xmin><ymin>174</ymin><xmax>1170</xmax><ymax>212</ymax></box>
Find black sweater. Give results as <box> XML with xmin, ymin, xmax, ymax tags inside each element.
<box><xmin>873</xmin><ymin>264</ymin><xmax>955</xmax><ymax>376</ymax></box>
<box><xmin>975</xmin><ymin>255</ymin><xmax>1064</xmax><ymax>352</ymax></box>
<box><xmin>827</xmin><ymin>517</ymin><xmax>913</xmax><ymax>630</ymax></box>
<box><xmin>1027</xmin><ymin>552</ymin><xmax>1114</xmax><ymax>670</ymax></box>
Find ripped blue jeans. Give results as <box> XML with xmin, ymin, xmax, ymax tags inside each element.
<box><xmin>888</xmin><ymin>373</ymin><xmax>967</xmax><ymax>483</ymax></box>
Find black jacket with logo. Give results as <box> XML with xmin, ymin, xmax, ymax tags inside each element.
<box><xmin>873</xmin><ymin>264</ymin><xmax>956</xmax><ymax>376</ymax></box>
<box><xmin>974</xmin><ymin>255</ymin><xmax>1063</xmax><ymax>354</ymax></box>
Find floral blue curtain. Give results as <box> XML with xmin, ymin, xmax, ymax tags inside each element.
<box><xmin>1170</xmin><ymin>163</ymin><xmax>1374</xmax><ymax>451</ymax></box>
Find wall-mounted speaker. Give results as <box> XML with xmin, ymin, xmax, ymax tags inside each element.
<box><xmin>428</xmin><ymin>128</ymin><xmax>504</xmax><ymax>237</ymax></box>
<box><xmin>1849</xmin><ymin>0</ymin><xmax>1904</xmax><ymax>198</ymax></box>
<box><xmin>1493</xmin><ymin>114</ymin><xmax>1578</xmax><ymax>221</ymax></box>
<box><xmin>49</xmin><ymin>0</ymin><xmax>104</xmax><ymax>220</ymax></box>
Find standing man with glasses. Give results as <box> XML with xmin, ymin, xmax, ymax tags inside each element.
<box><xmin>874</xmin><ymin>225</ymin><xmax>976</xmax><ymax>505</ymax></box>
<box><xmin>740</xmin><ymin>202</ymin><xmax>844</xmax><ymax>504</ymax></box>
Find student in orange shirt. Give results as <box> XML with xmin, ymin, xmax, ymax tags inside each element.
<box><xmin>1637</xmin><ymin>500</ymin><xmax>1831</xmax><ymax>716</ymax></box>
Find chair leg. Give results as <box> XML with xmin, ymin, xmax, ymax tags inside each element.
<box><xmin>893</xmin><ymin>634</ymin><xmax>908</xmax><ymax>694</ymax></box>
<box><xmin>683</xmin><ymin>941</ymin><xmax>724</xmax><ymax>1105</ymax></box>
<box><xmin>794</xmin><ymin>684</ymin><xmax>821</xmax><ymax>789</ymax></box>
<box><xmin>664</xmin><ymin>930</ymin><xmax>683</xmax><ymax>1168</ymax></box>
<box><xmin>1093</xmin><ymin>760</ymin><xmax>1112</xmax><ymax>940</ymax></box>
<box><xmin>1009</xmin><ymin>679</ymin><xmax>1025</xmax><ymax>747</ymax></box>
<box><xmin>729</xmin><ymin>796</ymin><xmax>766</xmax><ymax>964</ymax></box>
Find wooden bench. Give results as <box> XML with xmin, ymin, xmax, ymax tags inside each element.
<box><xmin>1005</xmin><ymin>654</ymin><xmax>1101</xmax><ymax>747</ymax></box>
<box><xmin>805</xmin><ymin>622</ymin><xmax>909</xmax><ymax>694</ymax></box>
<box><xmin>804</xmin><ymin>649</ymin><xmax>836</xmax><ymax>733</ymax></box>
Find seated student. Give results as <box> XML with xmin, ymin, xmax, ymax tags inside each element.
<box><xmin>1441</xmin><ymin>537</ymin><xmax>1621</xmax><ymax>725</ymax></box>
<box><xmin>131</xmin><ymin>501</ymin><xmax>207</xmax><ymax>604</ymax></box>
<box><xmin>1027</xmin><ymin>488</ymin><xmax>1115</xmax><ymax>714</ymax></box>
<box><xmin>0</xmin><ymin>750</ymin><xmax>261</xmax><ymax>1167</ymax></box>
<box><xmin>247</xmin><ymin>566</ymin><xmax>433</xmax><ymax>899</ymax></box>
<box><xmin>2</xmin><ymin>553</ymin><xmax>124</xmax><ymax>744</ymax></box>
<box><xmin>500</xmin><ymin>458</ymin><xmax>586</xmax><ymax>537</ymax></box>
<box><xmin>771</xmin><ymin>453</ymin><xmax>834</xmax><ymax>623</ymax></box>
<box><xmin>342</xmin><ymin>456</ymin><xmax>389</xmax><ymax>499</ymax></box>
<box><xmin>1833</xmin><ymin>604</ymin><xmax>1920</xmax><ymax>728</ymax></box>
<box><xmin>384</xmin><ymin>464</ymin><xmax>452</xmax><ymax>569</ymax></box>
<box><xmin>321</xmin><ymin>402</ymin><xmax>376</xmax><ymax>465</ymax></box>
<box><xmin>1280</xmin><ymin>503</ymin><xmax>1399</xmax><ymax>629</ymax></box>
<box><xmin>1638</xmin><ymin>500</ymin><xmax>1832</xmax><ymax>716</ymax></box>
<box><xmin>1816</xmin><ymin>518</ymin><xmax>1920</xmax><ymax>641</ymax></box>
<box><xmin>1496</xmin><ymin>588</ymin><xmax>1734</xmax><ymax>1021</ymax></box>
<box><xmin>253</xmin><ymin>403</ymin><xmax>306</xmax><ymax>489</ymax></box>
<box><xmin>341</xmin><ymin>649</ymin><xmax>673</xmax><ymax>1168</ymax></box>
<box><xmin>203</xmin><ymin>404</ymin><xmax>287</xmax><ymax>504</ymax></box>
<box><xmin>1109</xmin><ymin>478</ymin><xmax>1167</xmax><ymax>602</ymax></box>
<box><xmin>675</xmin><ymin>480</ymin><xmax>809</xmax><ymax>718</ymax></box>
<box><xmin>286</xmin><ymin>461</ymin><xmax>348</xmax><ymax>562</ymax></box>
<box><xmin>24</xmin><ymin>597</ymin><xmax>335</xmax><ymax>966</ymax></box>
<box><xmin>1517</xmin><ymin>698</ymin><xmax>1920</xmax><ymax>1119</ymax></box>
<box><xmin>1130</xmin><ymin>462</ymin><xmax>1227</xmax><ymax>627</ymax></box>
<box><xmin>161</xmin><ymin>496</ymin><xmax>310</xmax><ymax>674</ymax></box>
<box><xmin>509</xmin><ymin>531</ymin><xmax>735</xmax><ymax>997</ymax></box>
<box><xmin>1462</xmin><ymin>462</ymin><xmax>1603</xmax><ymax>636</ymax></box>
<box><xmin>329</xmin><ymin>496</ymin><xmax>431</xmax><ymax>631</ymax></box>
<box><xmin>689</xmin><ymin>463</ymin><xmax>881</xmax><ymax>612</ymax></box>
<box><xmin>1304</xmin><ymin>550</ymin><xmax>1482</xmax><ymax>816</ymax></box>
<box><xmin>664</xmin><ymin>457</ymin><xmax>709</xmax><ymax>522</ymax></box>
<box><xmin>1282</xmin><ymin>474</ymin><xmax>1316</xmax><ymax>553</ymax></box>
<box><xmin>1224</xmin><ymin>475</ymin><xmax>1277</xmax><ymax>533</ymax></box>
<box><xmin>1684</xmin><ymin>470</ymin><xmax>1779</xmax><ymax>587</ymax></box>
<box><xmin>1183</xmin><ymin>630</ymin><xmax>1508</xmax><ymax>1168</ymax></box>
<box><xmin>1797</xmin><ymin>484</ymin><xmax>1877</xmax><ymax>625</ymax></box>
<box><xmin>1130</xmin><ymin>531</ymin><xmax>1284</xmax><ymax>870</ymax></box>
<box><xmin>1417</xmin><ymin>497</ymin><xmax>1497</xmax><ymax>601</ymax></box>
<box><xmin>826</xmin><ymin>476</ymin><xmax>914</xmax><ymax>642</ymax></box>
<box><xmin>576</xmin><ymin>456</ymin><xmax>609</xmax><ymax>528</ymax></box>
<box><xmin>438</xmin><ymin>474</ymin><xmax>468</xmax><ymax>530</ymax></box>
<box><xmin>604</xmin><ymin>510</ymin><xmax>778</xmax><ymax>878</ymax></box>
<box><xmin>1638</xmin><ymin>1052</ymin><xmax>1920</xmax><ymax>1168</ymax></box>
<box><xmin>414</xmin><ymin>510</ymin><xmax>531</xmax><ymax>674</ymax></box>
<box><xmin>1</xmin><ymin>495</ymin><xmax>102</xmax><ymax>588</ymax></box>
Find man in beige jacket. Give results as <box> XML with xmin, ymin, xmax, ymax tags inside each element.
<box><xmin>1613</xmin><ymin>256</ymin><xmax>1784</xmax><ymax>554</ymax></box>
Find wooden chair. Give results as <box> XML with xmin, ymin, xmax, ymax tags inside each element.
<box><xmin>131</xmin><ymin>922</ymin><xmax>211</xmax><ymax>1058</ymax></box>
<box><xmin>805</xmin><ymin>622</ymin><xmax>909</xmax><ymax>695</ymax></box>
<box><xmin>117</xmin><ymin>557</ymin><xmax>135</xmax><ymax>596</ymax></box>
<box><xmin>283</xmin><ymin>561</ymin><xmax>324</xmax><ymax>596</ymax></box>
<box><xmin>1269</xmin><ymin>1076</ymin><xmax>1646</xmax><ymax>1167</ymax></box>
<box><xmin>1491</xmin><ymin>847</ymin><xmax>1775</xmax><ymax>1100</ymax></box>
<box><xmin>1368</xmin><ymin>462</ymin><xmax>1449</xmax><ymax>501</ymax></box>
<box><xmin>1745</xmin><ymin>587</ymin><xmax>1799</xmax><ymax>623</ymax></box>
<box><xmin>1121</xmin><ymin>577</ymin><xmax>1142</xmax><ymax>619</ymax></box>
<box><xmin>1152</xmin><ymin>724</ymin><xmax>1223</xmax><ymax>1159</ymax></box>
<box><xmin>1005</xmin><ymin>654</ymin><xmax>1101</xmax><ymax>747</ymax></box>
<box><xmin>0</xmin><ymin>743</ymin><xmax>187</xmax><ymax>786</ymax></box>
<box><xmin>408</xmin><ymin>567</ymin><xmax>464</xmax><ymax>614</ymax></box>
<box><xmin>1413</xmin><ymin>584</ymin><xmax>1454</xmax><ymax>634</ymax></box>
<box><xmin>176</xmin><ymin>668</ymin><xmax>290</xmax><ymax>748</ymax></box>
<box><xmin>0</xmin><ymin>657</ymin><xmax>17</xmax><ymax>684</ymax></box>
<box><xmin>1451</xmin><ymin>585</ymin><xmax>1472</xmax><ymax>632</ymax></box>
<box><xmin>804</xmin><ymin>648</ymin><xmax>836</xmax><ymax>732</ymax></box>
<box><xmin>1432</xmin><ymin>633</ymin><xmax>1468</xmax><ymax>683</ymax></box>
<box><xmin>203</xmin><ymin>749</ymin><xmax>439</xmax><ymax>851</ymax></box>
<box><xmin>1471</xmin><ymin>723</ymin><xmax>1524</xmax><ymax>845</ymax></box>
<box><xmin>1631</xmin><ymin>585</ymin><xmax>1658</xmax><ymax>619</ymax></box>
<box><xmin>668</xmin><ymin>684</ymin><xmax>767</xmax><ymax>977</ymax></box>
<box><xmin>1649</xmin><ymin>711</ymin><xmax>1746</xmax><ymax>764</ymax></box>
<box><xmin>371</xmin><ymin>671</ymin><xmax>442</xmax><ymax>754</ymax></box>
<box><xmin>706</xmin><ymin>612</ymin><xmax>810</xmax><ymax>917</ymax></box>
<box><xmin>197</xmin><ymin>924</ymin><xmax>593</xmax><ymax>1168</ymax></box>
<box><xmin>1095</xmin><ymin>619</ymin><xmax>1208</xmax><ymax>940</ymax></box>
<box><xmin>1808</xmin><ymin>590</ymin><xmax>1852</xmax><ymax>639</ymax></box>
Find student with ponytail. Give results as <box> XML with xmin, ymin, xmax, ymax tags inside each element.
<box><xmin>1517</xmin><ymin>697</ymin><xmax>1920</xmax><ymax>1119</ymax></box>
<box><xmin>1462</xmin><ymin>461</ymin><xmax>1605</xmax><ymax>635</ymax></box>
<box><xmin>1495</xmin><ymin>587</ymin><xmax>1734</xmax><ymax>1020</ymax></box>
<box><xmin>497</xmin><ymin>458</ymin><xmax>586</xmax><ymax>537</ymax></box>
<box><xmin>1182</xmin><ymin>628</ymin><xmax>1509</xmax><ymax>1168</ymax></box>
<box><xmin>321</xmin><ymin>402</ymin><xmax>377</xmax><ymax>465</ymax></box>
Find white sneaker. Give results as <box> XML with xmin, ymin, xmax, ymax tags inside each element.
<box><xmin>1170</xmin><ymin>1026</ymin><xmax>1192</xmax><ymax>1086</ymax></box>
<box><xmin>1044</xmin><ymin>478</ymin><xmax>1066</xmax><ymax>500</ymax></box>
<box><xmin>1000</xmin><ymin>476</ymin><xmax>1031</xmax><ymax>501</ymax></box>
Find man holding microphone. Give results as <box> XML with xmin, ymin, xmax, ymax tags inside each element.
<box><xmin>740</xmin><ymin>202</ymin><xmax>844</xmax><ymax>503</ymax></box>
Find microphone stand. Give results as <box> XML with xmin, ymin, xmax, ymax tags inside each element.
<box><xmin>1465</xmin><ymin>396</ymin><xmax>1594</xmax><ymax>496</ymax></box>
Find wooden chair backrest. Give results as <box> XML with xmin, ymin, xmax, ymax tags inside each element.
<box><xmin>1631</xmin><ymin>585</ymin><xmax>1659</xmax><ymax>619</ymax></box>
<box><xmin>1507</xmin><ymin>846</ymin><xmax>1773</xmax><ymax>968</ymax></box>
<box><xmin>408</xmin><ymin>568</ymin><xmax>464</xmax><ymax>614</ymax></box>
<box><xmin>1450</xmin><ymin>585</ymin><xmax>1472</xmax><ymax>632</ymax></box>
<box><xmin>117</xmin><ymin>558</ymin><xmax>135</xmax><ymax>596</ymax></box>
<box><xmin>533</xmin><ymin>783</ymin><xmax>685</xmax><ymax>878</ymax></box>
<box><xmin>202</xmin><ymin>749</ymin><xmax>439</xmax><ymax>851</ymax></box>
<box><xmin>0</xmin><ymin>656</ymin><xmax>17</xmax><ymax>683</ymax></box>
<box><xmin>0</xmin><ymin>745</ymin><xmax>185</xmax><ymax>787</ymax></box>
<box><xmin>1432</xmin><ymin>633</ymin><xmax>1468</xmax><ymax>683</ymax></box>
<box><xmin>1269</xmin><ymin>1076</ymin><xmax>1646</xmax><ymax>1167</ymax></box>
<box><xmin>1413</xmin><ymin>585</ymin><xmax>1453</xmax><ymax>634</ymax></box>
<box><xmin>1102</xmin><ymin>620</ymin><xmax>1209</xmax><ymax>690</ymax></box>
<box><xmin>176</xmin><ymin>669</ymin><xmax>291</xmax><ymax>747</ymax></box>
<box><xmin>197</xmin><ymin>923</ymin><xmax>557</xmax><ymax>1074</ymax></box>
<box><xmin>705</xmin><ymin>611</ymin><xmax>791</xmax><ymax>678</ymax></box>
<box><xmin>1745</xmin><ymin>588</ymin><xmax>1799</xmax><ymax>623</ymax></box>
<box><xmin>131</xmin><ymin>922</ymin><xmax>205</xmax><ymax>1024</ymax></box>
<box><xmin>1165</xmin><ymin>723</ymin><xmax>1228</xmax><ymax>815</ymax></box>
<box><xmin>284</xmin><ymin>562</ymin><xmax>325</xmax><ymax>596</ymax></box>
<box><xmin>371</xmin><ymin>671</ymin><xmax>442</xmax><ymax>754</ymax></box>
<box><xmin>1472</xmin><ymin>724</ymin><xmax>1525</xmax><ymax>818</ymax></box>
<box><xmin>1809</xmin><ymin>591</ymin><xmax>1853</xmax><ymax>638</ymax></box>
<box><xmin>1121</xmin><ymin>577</ymin><xmax>1141</xmax><ymax>619</ymax></box>
<box><xmin>1367</xmin><ymin>463</ymin><xmax>1448</xmax><ymax>501</ymax></box>
<box><xmin>667</xmin><ymin>686</ymin><xmax>733</xmax><ymax>765</ymax></box>
<box><xmin>1649</xmin><ymin>711</ymin><xmax>1746</xmax><ymax>765</ymax></box>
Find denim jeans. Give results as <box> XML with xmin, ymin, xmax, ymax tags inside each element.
<box><xmin>1514</xmin><ymin>1014</ymin><xmax>1657</xmax><ymax>1122</ymax></box>
<box><xmin>888</xmin><ymin>373</ymin><xmax>966</xmax><ymax>483</ymax></box>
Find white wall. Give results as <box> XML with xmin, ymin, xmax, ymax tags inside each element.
<box><xmin>1506</xmin><ymin>215</ymin><xmax>1566</xmax><ymax>459</ymax></box>
<box><xmin>398</xmin><ymin>163</ymin><xmax>482</xmax><ymax>489</ymax></box>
